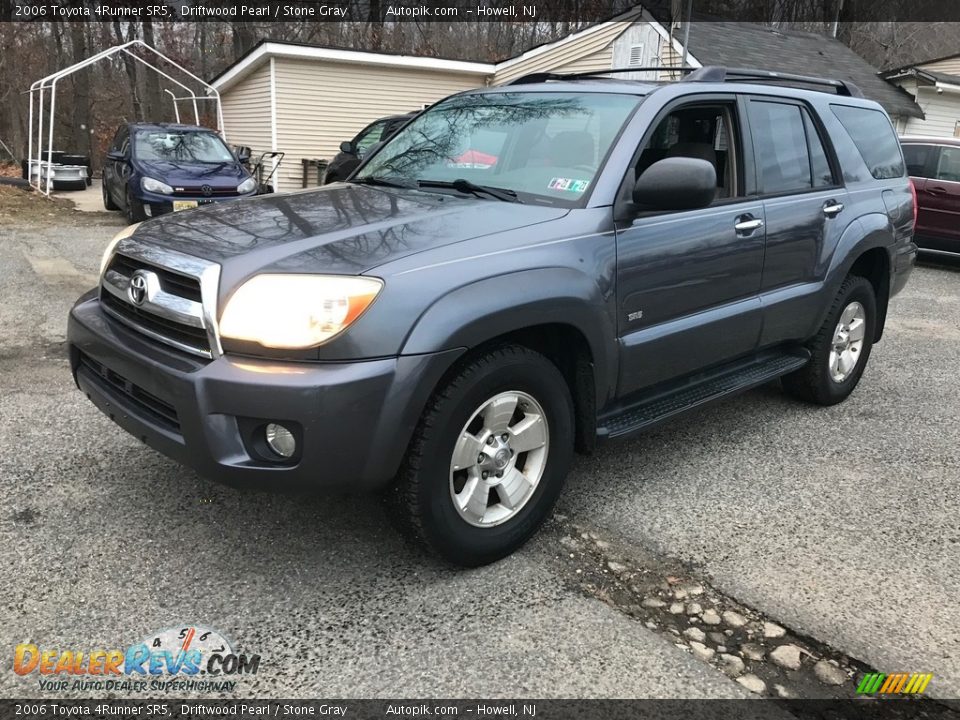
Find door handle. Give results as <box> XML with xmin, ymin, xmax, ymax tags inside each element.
<box><xmin>823</xmin><ymin>201</ymin><xmax>844</xmax><ymax>216</ymax></box>
<box><xmin>927</xmin><ymin>186</ymin><xmax>946</xmax><ymax>195</ymax></box>
<box><xmin>734</xmin><ymin>217</ymin><xmax>764</xmax><ymax>233</ymax></box>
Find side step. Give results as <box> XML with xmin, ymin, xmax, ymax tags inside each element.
<box><xmin>597</xmin><ymin>350</ymin><xmax>810</xmax><ymax>440</ymax></box>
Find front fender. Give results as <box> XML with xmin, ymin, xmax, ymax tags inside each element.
<box><xmin>400</xmin><ymin>267</ymin><xmax>618</xmax><ymax>405</ymax></box>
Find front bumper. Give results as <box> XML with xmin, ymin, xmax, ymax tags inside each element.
<box><xmin>68</xmin><ymin>294</ymin><xmax>460</xmax><ymax>492</ymax></box>
<box><xmin>134</xmin><ymin>189</ymin><xmax>257</xmax><ymax>218</ymax></box>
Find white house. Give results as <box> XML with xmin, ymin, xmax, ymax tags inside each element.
<box><xmin>883</xmin><ymin>54</ymin><xmax>960</xmax><ymax>137</ymax></box>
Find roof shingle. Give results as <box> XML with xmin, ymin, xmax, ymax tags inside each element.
<box><xmin>685</xmin><ymin>22</ymin><xmax>923</xmax><ymax>118</ymax></box>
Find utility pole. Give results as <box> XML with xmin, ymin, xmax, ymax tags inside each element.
<box><xmin>680</xmin><ymin>0</ymin><xmax>693</xmax><ymax>67</ymax></box>
<box><xmin>831</xmin><ymin>0</ymin><xmax>844</xmax><ymax>37</ymax></box>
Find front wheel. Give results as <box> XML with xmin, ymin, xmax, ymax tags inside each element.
<box><xmin>125</xmin><ymin>188</ymin><xmax>147</xmax><ymax>224</ymax></box>
<box><xmin>392</xmin><ymin>345</ymin><xmax>574</xmax><ymax>567</ymax></box>
<box><xmin>782</xmin><ymin>275</ymin><xmax>877</xmax><ymax>405</ymax></box>
<box><xmin>102</xmin><ymin>179</ymin><xmax>118</xmax><ymax>211</ymax></box>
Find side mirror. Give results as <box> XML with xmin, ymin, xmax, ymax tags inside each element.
<box><xmin>633</xmin><ymin>157</ymin><xmax>716</xmax><ymax>211</ymax></box>
<box><xmin>235</xmin><ymin>146</ymin><xmax>252</xmax><ymax>163</ymax></box>
<box><xmin>107</xmin><ymin>150</ymin><xmax>127</xmax><ymax>163</ymax></box>
<box><xmin>339</xmin><ymin>141</ymin><xmax>355</xmax><ymax>155</ymax></box>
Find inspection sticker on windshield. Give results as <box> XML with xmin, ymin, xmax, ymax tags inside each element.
<box><xmin>549</xmin><ymin>177</ymin><xmax>590</xmax><ymax>193</ymax></box>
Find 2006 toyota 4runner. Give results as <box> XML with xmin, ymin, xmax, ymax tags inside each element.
<box><xmin>68</xmin><ymin>67</ymin><xmax>916</xmax><ymax>566</ymax></box>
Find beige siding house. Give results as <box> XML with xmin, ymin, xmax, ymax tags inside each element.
<box><xmin>213</xmin><ymin>45</ymin><xmax>492</xmax><ymax>191</ymax></box>
<box><xmin>212</xmin><ymin>14</ymin><xmax>918</xmax><ymax>191</ymax></box>
<box><xmin>219</xmin><ymin>62</ymin><xmax>273</xmax><ymax>158</ymax></box>
<box><xmin>883</xmin><ymin>55</ymin><xmax>960</xmax><ymax>138</ymax></box>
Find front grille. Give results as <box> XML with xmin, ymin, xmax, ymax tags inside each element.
<box><xmin>99</xmin><ymin>241</ymin><xmax>219</xmax><ymax>359</ymax></box>
<box><xmin>108</xmin><ymin>255</ymin><xmax>202</xmax><ymax>303</ymax></box>
<box><xmin>79</xmin><ymin>352</ymin><xmax>180</xmax><ymax>432</ymax></box>
<box><xmin>102</xmin><ymin>291</ymin><xmax>211</xmax><ymax>354</ymax></box>
<box><xmin>173</xmin><ymin>187</ymin><xmax>238</xmax><ymax>198</ymax></box>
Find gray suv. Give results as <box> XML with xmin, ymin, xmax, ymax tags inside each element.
<box><xmin>68</xmin><ymin>67</ymin><xmax>916</xmax><ymax>566</ymax></box>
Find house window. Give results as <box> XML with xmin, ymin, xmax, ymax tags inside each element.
<box><xmin>629</xmin><ymin>44</ymin><xmax>644</xmax><ymax>66</ymax></box>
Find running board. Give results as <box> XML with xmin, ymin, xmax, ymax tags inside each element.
<box><xmin>597</xmin><ymin>350</ymin><xmax>810</xmax><ymax>440</ymax></box>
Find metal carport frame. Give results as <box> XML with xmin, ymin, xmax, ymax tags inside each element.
<box><xmin>28</xmin><ymin>39</ymin><xmax>225</xmax><ymax>195</ymax></box>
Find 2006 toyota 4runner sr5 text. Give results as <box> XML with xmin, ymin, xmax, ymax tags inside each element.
<box><xmin>69</xmin><ymin>67</ymin><xmax>917</xmax><ymax>566</ymax></box>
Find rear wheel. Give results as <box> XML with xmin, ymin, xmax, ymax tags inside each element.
<box><xmin>782</xmin><ymin>275</ymin><xmax>876</xmax><ymax>405</ymax></box>
<box><xmin>102</xmin><ymin>179</ymin><xmax>118</xmax><ymax>211</ymax></box>
<box><xmin>392</xmin><ymin>345</ymin><xmax>574</xmax><ymax>567</ymax></box>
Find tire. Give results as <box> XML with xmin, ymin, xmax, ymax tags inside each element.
<box><xmin>782</xmin><ymin>275</ymin><xmax>876</xmax><ymax>406</ymax></box>
<box><xmin>125</xmin><ymin>187</ymin><xmax>147</xmax><ymax>223</ymax></box>
<box><xmin>102</xmin><ymin>180</ymin><xmax>118</xmax><ymax>211</ymax></box>
<box><xmin>0</xmin><ymin>177</ymin><xmax>31</xmax><ymax>189</ymax></box>
<box><xmin>391</xmin><ymin>344</ymin><xmax>575</xmax><ymax>567</ymax></box>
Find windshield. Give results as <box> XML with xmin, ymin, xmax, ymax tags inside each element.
<box><xmin>353</xmin><ymin>92</ymin><xmax>642</xmax><ymax>204</ymax></box>
<box><xmin>134</xmin><ymin>130</ymin><xmax>235</xmax><ymax>164</ymax></box>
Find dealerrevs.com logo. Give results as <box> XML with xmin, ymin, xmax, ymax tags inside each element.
<box><xmin>13</xmin><ymin>626</ymin><xmax>260</xmax><ymax>693</ymax></box>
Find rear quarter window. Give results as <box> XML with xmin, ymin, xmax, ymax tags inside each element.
<box><xmin>830</xmin><ymin>105</ymin><xmax>905</xmax><ymax>180</ymax></box>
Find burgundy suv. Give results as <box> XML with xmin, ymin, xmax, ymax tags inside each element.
<box><xmin>901</xmin><ymin>136</ymin><xmax>960</xmax><ymax>255</ymax></box>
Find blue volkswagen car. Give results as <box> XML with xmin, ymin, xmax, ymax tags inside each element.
<box><xmin>102</xmin><ymin>123</ymin><xmax>258</xmax><ymax>223</ymax></box>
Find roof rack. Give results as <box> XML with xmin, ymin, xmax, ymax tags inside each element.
<box><xmin>683</xmin><ymin>66</ymin><xmax>864</xmax><ymax>98</ymax></box>
<box><xmin>507</xmin><ymin>67</ymin><xmax>695</xmax><ymax>85</ymax></box>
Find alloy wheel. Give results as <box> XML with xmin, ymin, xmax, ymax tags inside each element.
<box><xmin>829</xmin><ymin>301</ymin><xmax>866</xmax><ymax>383</ymax></box>
<box><xmin>449</xmin><ymin>390</ymin><xmax>549</xmax><ymax>528</ymax></box>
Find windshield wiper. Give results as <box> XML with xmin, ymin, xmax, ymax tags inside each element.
<box><xmin>350</xmin><ymin>176</ymin><xmax>415</xmax><ymax>189</ymax></box>
<box><xmin>418</xmin><ymin>179</ymin><xmax>521</xmax><ymax>203</ymax></box>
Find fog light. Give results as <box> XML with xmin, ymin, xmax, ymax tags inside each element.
<box><xmin>265</xmin><ymin>423</ymin><xmax>296</xmax><ymax>458</ymax></box>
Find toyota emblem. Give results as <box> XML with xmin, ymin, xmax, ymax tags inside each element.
<box><xmin>128</xmin><ymin>270</ymin><xmax>149</xmax><ymax>306</ymax></box>
<box><xmin>201</xmin><ymin>184</ymin><xmax>213</xmax><ymax>197</ymax></box>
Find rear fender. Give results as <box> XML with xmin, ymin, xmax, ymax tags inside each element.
<box><xmin>817</xmin><ymin>213</ymin><xmax>892</xmax><ymax>335</ymax></box>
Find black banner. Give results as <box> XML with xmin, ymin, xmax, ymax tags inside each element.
<box><xmin>4</xmin><ymin>0</ymin><xmax>960</xmax><ymax>23</ymax></box>
<box><xmin>2</xmin><ymin>699</ymin><xmax>960</xmax><ymax>720</ymax></box>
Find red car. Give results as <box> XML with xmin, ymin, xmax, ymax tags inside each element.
<box><xmin>901</xmin><ymin>136</ymin><xmax>960</xmax><ymax>255</ymax></box>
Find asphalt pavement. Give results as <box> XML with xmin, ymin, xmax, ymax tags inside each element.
<box><xmin>0</xmin><ymin>200</ymin><xmax>957</xmax><ymax>701</ymax></box>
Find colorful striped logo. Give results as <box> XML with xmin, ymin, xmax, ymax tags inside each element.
<box><xmin>856</xmin><ymin>673</ymin><xmax>933</xmax><ymax>695</ymax></box>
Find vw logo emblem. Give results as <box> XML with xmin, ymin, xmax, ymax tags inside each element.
<box><xmin>128</xmin><ymin>270</ymin><xmax>149</xmax><ymax>306</ymax></box>
<box><xmin>200</xmin><ymin>184</ymin><xmax>213</xmax><ymax>197</ymax></box>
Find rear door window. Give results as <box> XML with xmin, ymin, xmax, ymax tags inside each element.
<box><xmin>748</xmin><ymin>101</ymin><xmax>812</xmax><ymax>194</ymax></box>
<box><xmin>830</xmin><ymin>105</ymin><xmax>905</xmax><ymax>179</ymax></box>
<box><xmin>935</xmin><ymin>146</ymin><xmax>960</xmax><ymax>182</ymax></box>
<box><xmin>902</xmin><ymin>144</ymin><xmax>934</xmax><ymax>178</ymax></box>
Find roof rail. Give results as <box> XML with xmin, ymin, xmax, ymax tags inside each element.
<box><xmin>683</xmin><ymin>66</ymin><xmax>864</xmax><ymax>98</ymax></box>
<box><xmin>507</xmin><ymin>67</ymin><xmax>695</xmax><ymax>85</ymax></box>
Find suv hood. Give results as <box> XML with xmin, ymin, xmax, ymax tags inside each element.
<box><xmin>132</xmin><ymin>184</ymin><xmax>567</xmax><ymax>285</ymax></box>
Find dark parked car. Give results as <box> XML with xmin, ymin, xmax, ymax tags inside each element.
<box><xmin>900</xmin><ymin>135</ymin><xmax>960</xmax><ymax>254</ymax></box>
<box><xmin>102</xmin><ymin>123</ymin><xmax>258</xmax><ymax>223</ymax></box>
<box><xmin>322</xmin><ymin>113</ymin><xmax>415</xmax><ymax>184</ymax></box>
<box><xmin>69</xmin><ymin>67</ymin><xmax>915</xmax><ymax>566</ymax></box>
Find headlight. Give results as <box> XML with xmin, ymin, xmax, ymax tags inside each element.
<box><xmin>99</xmin><ymin>223</ymin><xmax>142</xmax><ymax>276</ymax></box>
<box><xmin>237</xmin><ymin>177</ymin><xmax>257</xmax><ymax>194</ymax></box>
<box><xmin>219</xmin><ymin>274</ymin><xmax>383</xmax><ymax>349</ymax></box>
<box><xmin>141</xmin><ymin>176</ymin><xmax>174</xmax><ymax>195</ymax></box>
